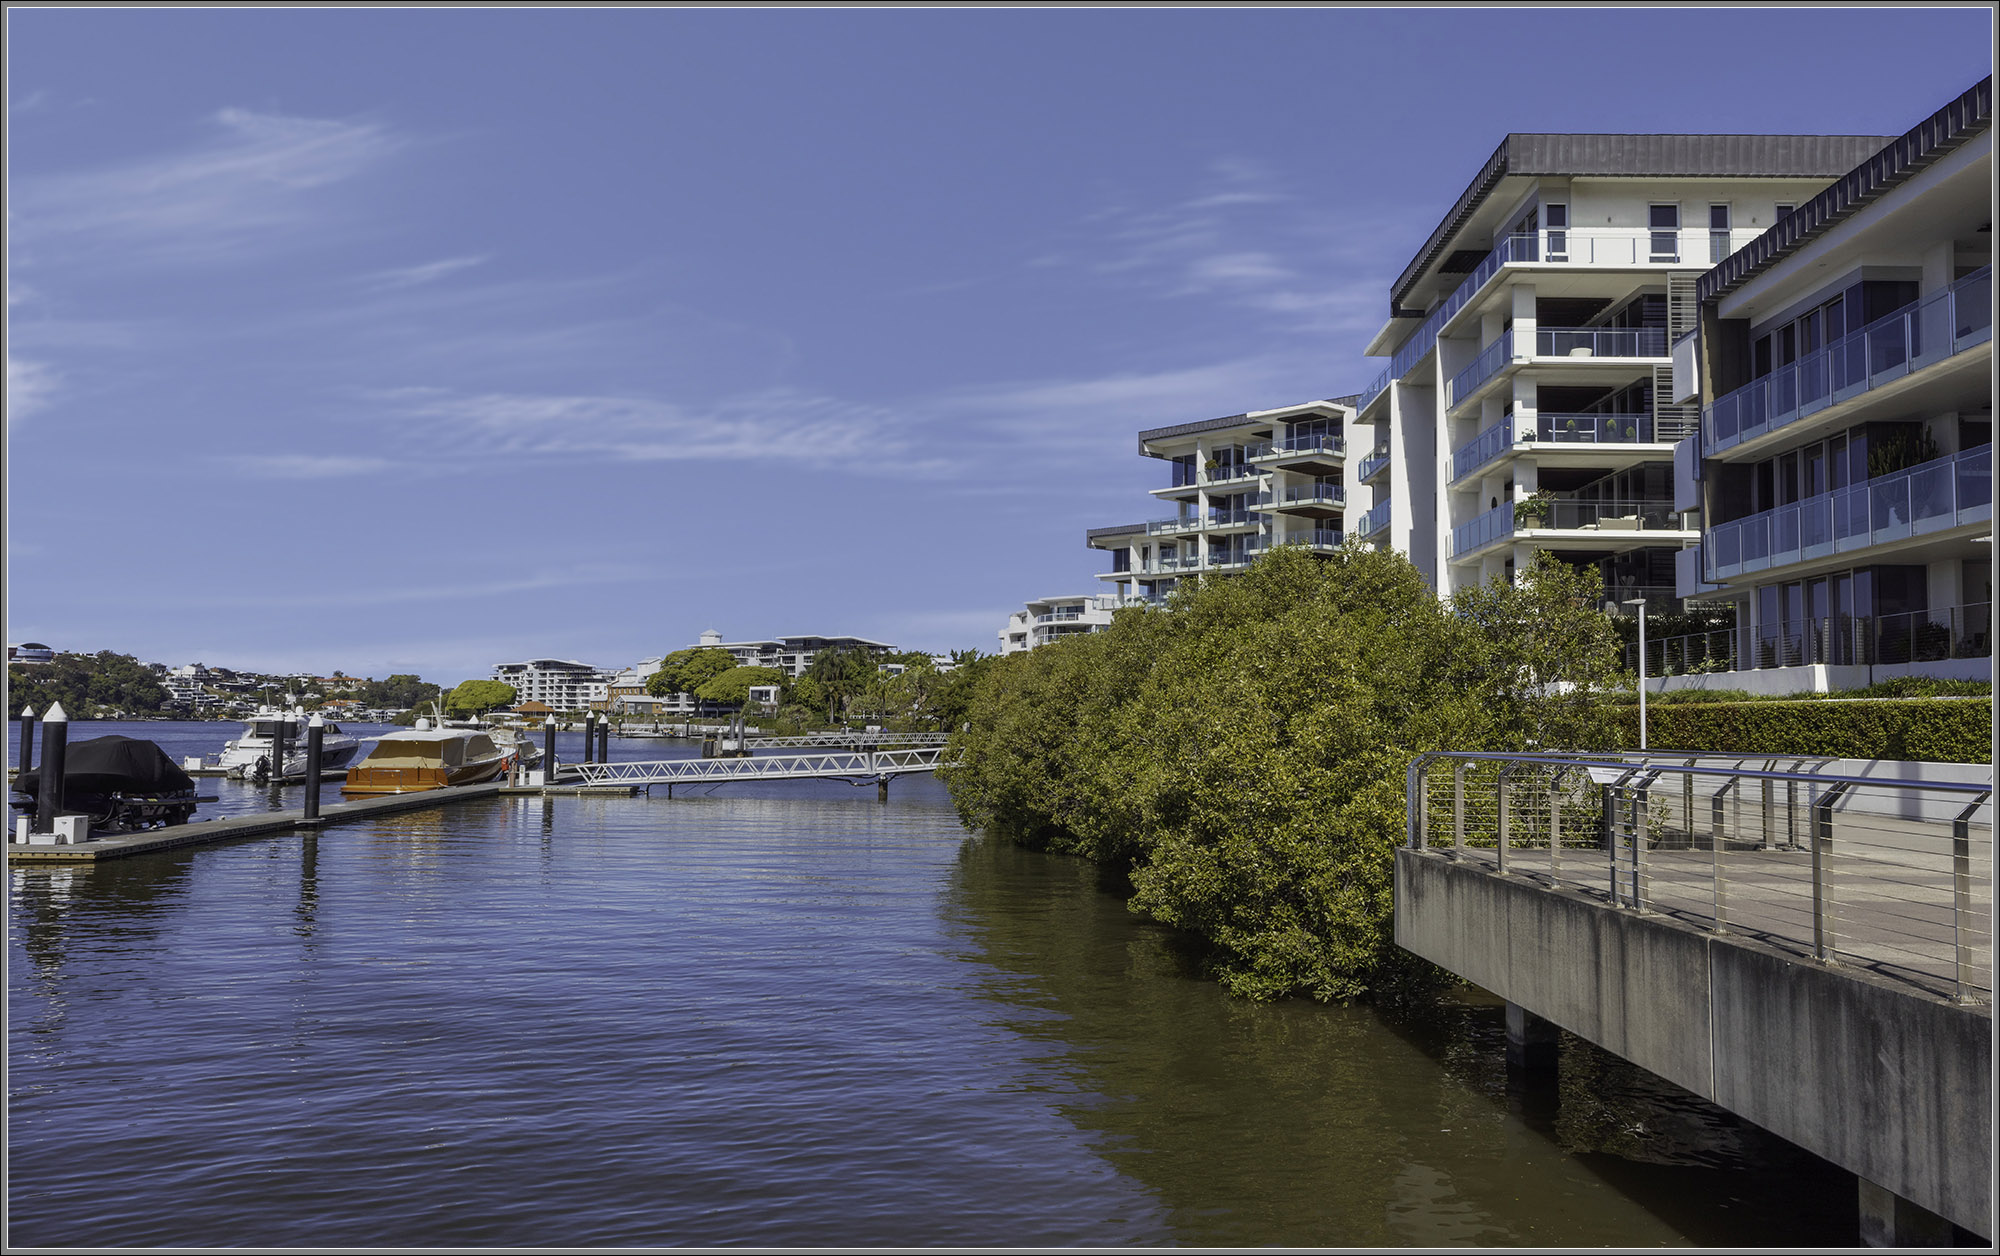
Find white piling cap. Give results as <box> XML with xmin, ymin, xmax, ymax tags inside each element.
<box><xmin>544</xmin><ymin>716</ymin><xmax>558</xmax><ymax>726</ymax></box>
<box><xmin>43</xmin><ymin>701</ymin><xmax>67</xmax><ymax>723</ymax></box>
<box><xmin>309</xmin><ymin>714</ymin><xmax>324</xmax><ymax>727</ymax></box>
<box><xmin>18</xmin><ymin>706</ymin><xmax>32</xmax><ymax>719</ymax></box>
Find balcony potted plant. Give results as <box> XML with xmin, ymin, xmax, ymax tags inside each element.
<box><xmin>1513</xmin><ymin>490</ymin><xmax>1556</xmax><ymax>528</ymax></box>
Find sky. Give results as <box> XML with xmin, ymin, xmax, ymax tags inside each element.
<box><xmin>6</xmin><ymin>6</ymin><xmax>1994</xmax><ymax>687</ymax></box>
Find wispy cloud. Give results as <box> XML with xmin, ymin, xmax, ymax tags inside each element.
<box><xmin>356</xmin><ymin>255</ymin><xmax>489</xmax><ymax>291</ymax></box>
<box><xmin>12</xmin><ymin>107</ymin><xmax>400</xmax><ymax>266</ymax></box>
<box><xmin>6</xmin><ymin>357</ymin><xmax>61</xmax><ymax>425</ymax></box>
<box><xmin>224</xmin><ymin>454</ymin><xmax>395</xmax><ymax>479</ymax></box>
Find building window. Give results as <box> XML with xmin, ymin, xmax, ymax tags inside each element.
<box><xmin>1709</xmin><ymin>204</ymin><xmax>1731</xmax><ymax>264</ymax></box>
<box><xmin>1543</xmin><ymin>203</ymin><xmax>1568</xmax><ymax>260</ymax></box>
<box><xmin>1649</xmin><ymin>204</ymin><xmax>1680</xmax><ymax>261</ymax></box>
<box><xmin>1774</xmin><ymin>202</ymin><xmax>1795</xmax><ymax>220</ymax></box>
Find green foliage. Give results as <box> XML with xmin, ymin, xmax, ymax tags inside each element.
<box><xmin>695</xmin><ymin>665</ymin><xmax>786</xmax><ymax>707</ymax></box>
<box><xmin>8</xmin><ymin>653</ymin><xmax>173</xmax><ymax>718</ymax></box>
<box><xmin>943</xmin><ymin>545</ymin><xmax>1629</xmax><ymax>1004</ymax></box>
<box><xmin>646</xmin><ymin>648</ymin><xmax>737</xmax><ymax>697</ymax></box>
<box><xmin>444</xmin><ymin>679</ymin><xmax>518</xmax><ymax>715</ymax></box>
<box><xmin>357</xmin><ymin>673</ymin><xmax>441</xmax><ymax>711</ymax></box>
<box><xmin>1621</xmin><ymin>697</ymin><xmax>1990</xmax><ymax>762</ymax></box>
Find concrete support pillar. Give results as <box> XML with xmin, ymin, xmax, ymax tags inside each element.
<box><xmin>1858</xmin><ymin>1178</ymin><xmax>1954</xmax><ymax>1247</ymax></box>
<box><xmin>1512</xmin><ymin>373</ymin><xmax>1538</xmax><ymax>436</ymax></box>
<box><xmin>1505</xmin><ymin>1000</ymin><xmax>1559</xmax><ymax>1074</ymax></box>
<box><xmin>1510</xmin><ymin>283</ymin><xmax>1537</xmax><ymax>356</ymax></box>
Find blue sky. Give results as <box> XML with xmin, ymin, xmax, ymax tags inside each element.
<box><xmin>7</xmin><ymin>7</ymin><xmax>1993</xmax><ymax>687</ymax></box>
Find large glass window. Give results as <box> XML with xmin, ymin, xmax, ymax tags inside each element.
<box><xmin>1649</xmin><ymin>204</ymin><xmax>1680</xmax><ymax>261</ymax></box>
<box><xmin>1709</xmin><ymin>204</ymin><xmax>1731</xmax><ymax>264</ymax></box>
<box><xmin>1544</xmin><ymin>203</ymin><xmax>1568</xmax><ymax>259</ymax></box>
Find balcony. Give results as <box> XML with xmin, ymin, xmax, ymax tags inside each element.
<box><xmin>1451</xmin><ymin>419</ymin><xmax>1515</xmax><ymax>482</ymax></box>
<box><xmin>1359</xmin><ymin>226</ymin><xmax>1751</xmax><ymax>411</ymax></box>
<box><xmin>1705</xmin><ymin>444</ymin><xmax>1992</xmax><ymax>583</ymax></box>
<box><xmin>1146</xmin><ymin>515</ymin><xmax>1203</xmax><ymax>536</ymax></box>
<box><xmin>1446</xmin><ymin>336</ymin><xmax>1512</xmax><ymax>408</ymax></box>
<box><xmin>1703</xmin><ymin>266</ymin><xmax>1992</xmax><ymax>457</ymax></box>
<box><xmin>1535</xmin><ymin>326</ymin><xmax>1668</xmax><ymax>358</ymax></box>
<box><xmin>1248</xmin><ymin>433</ymin><xmax>1346</xmax><ymax>473</ymax></box>
<box><xmin>1202</xmin><ymin>464</ymin><xmax>1262</xmax><ymax>488</ymax></box>
<box><xmin>1453</xmin><ymin>498</ymin><xmax>1684</xmax><ymax>559</ymax></box>
<box><xmin>1357</xmin><ymin>499</ymin><xmax>1392</xmax><ymax>538</ymax></box>
<box><xmin>1450</xmin><ymin>412</ymin><xmax>1693</xmax><ymax>483</ymax></box>
<box><xmin>1252</xmin><ymin>484</ymin><xmax>1346</xmax><ymax>518</ymax></box>
<box><xmin>1640</xmin><ymin>601</ymin><xmax>1991</xmax><ymax>675</ymax></box>
<box><xmin>1205</xmin><ymin>507</ymin><xmax>1259</xmax><ymax>531</ymax></box>
<box><xmin>1358</xmin><ymin>444</ymin><xmax>1392</xmax><ymax>482</ymax></box>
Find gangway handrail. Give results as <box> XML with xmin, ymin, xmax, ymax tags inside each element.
<box><xmin>564</xmin><ymin>745</ymin><xmax>955</xmax><ymax>787</ymax></box>
<box><xmin>1404</xmin><ymin>749</ymin><xmax>1994</xmax><ymax>1002</ymax></box>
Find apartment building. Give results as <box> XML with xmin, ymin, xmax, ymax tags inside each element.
<box><xmin>687</xmin><ymin>630</ymin><xmax>898</xmax><ymax>678</ymax></box>
<box><xmin>998</xmin><ymin>594</ymin><xmax>1123</xmax><ymax>654</ymax></box>
<box><xmin>1086</xmin><ymin>399</ymin><xmax>1356</xmax><ymax>602</ymax></box>
<box><xmin>490</xmin><ymin>659</ymin><xmax>615</xmax><ymax>710</ymax></box>
<box><xmin>1355</xmin><ymin>132</ymin><xmax>1895</xmax><ymax>609</ymax></box>
<box><xmin>1675</xmin><ymin>79</ymin><xmax>1992</xmax><ymax>689</ymax></box>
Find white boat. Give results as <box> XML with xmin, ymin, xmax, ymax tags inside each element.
<box><xmin>218</xmin><ymin>708</ymin><xmax>363</xmax><ymax>780</ymax></box>
<box><xmin>430</xmin><ymin>706</ymin><xmax>544</xmax><ymax>770</ymax></box>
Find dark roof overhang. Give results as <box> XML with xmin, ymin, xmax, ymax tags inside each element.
<box><xmin>1699</xmin><ymin>77</ymin><xmax>1993</xmax><ymax>306</ymax></box>
<box><xmin>1390</xmin><ymin>132</ymin><xmax>1899</xmax><ymax>316</ymax></box>
<box><xmin>1086</xmin><ymin>522</ymin><xmax>1148</xmax><ymax>540</ymax></box>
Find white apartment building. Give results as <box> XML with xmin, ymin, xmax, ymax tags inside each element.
<box><xmin>491</xmin><ymin>659</ymin><xmax>615</xmax><ymax>710</ymax></box>
<box><xmin>1676</xmin><ymin>79</ymin><xmax>1992</xmax><ymax>691</ymax></box>
<box><xmin>687</xmin><ymin>629</ymin><xmax>898</xmax><ymax>678</ymax></box>
<box><xmin>998</xmin><ymin>594</ymin><xmax>1124</xmax><ymax>654</ymax></box>
<box><xmin>1355</xmin><ymin>132</ymin><xmax>1894</xmax><ymax>610</ymax></box>
<box><xmin>1087</xmin><ymin>399</ymin><xmax>1356</xmax><ymax>602</ymax></box>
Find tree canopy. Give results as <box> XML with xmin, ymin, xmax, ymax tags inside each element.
<box><xmin>444</xmin><ymin>679</ymin><xmax>519</xmax><ymax>715</ymax></box>
<box><xmin>9</xmin><ymin>652</ymin><xmax>173</xmax><ymax>718</ymax></box>
<box><xmin>940</xmin><ymin>545</ymin><xmax>1624</xmax><ymax>1003</ymax></box>
<box><xmin>646</xmin><ymin>648</ymin><xmax>738</xmax><ymax>697</ymax></box>
<box><xmin>695</xmin><ymin>665</ymin><xmax>786</xmax><ymax>707</ymax></box>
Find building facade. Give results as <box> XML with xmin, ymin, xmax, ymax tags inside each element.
<box><xmin>1354</xmin><ymin>132</ymin><xmax>1895</xmax><ymax>609</ymax></box>
<box><xmin>998</xmin><ymin>594</ymin><xmax>1124</xmax><ymax>654</ymax></box>
<box><xmin>688</xmin><ymin>630</ymin><xmax>898</xmax><ymax>678</ymax></box>
<box><xmin>491</xmin><ymin>659</ymin><xmax>615</xmax><ymax>711</ymax></box>
<box><xmin>1086</xmin><ymin>399</ymin><xmax>1356</xmax><ymax>603</ymax></box>
<box><xmin>1676</xmin><ymin>80</ymin><xmax>1992</xmax><ymax>690</ymax></box>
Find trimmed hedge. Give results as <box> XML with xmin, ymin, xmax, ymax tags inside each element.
<box><xmin>1616</xmin><ymin>698</ymin><xmax>1991</xmax><ymax>763</ymax></box>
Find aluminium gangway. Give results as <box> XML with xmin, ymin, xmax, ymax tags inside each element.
<box><xmin>563</xmin><ymin>744</ymin><xmax>955</xmax><ymax>794</ymax></box>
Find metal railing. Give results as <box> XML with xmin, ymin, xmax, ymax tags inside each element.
<box><xmin>1447</xmin><ymin>335</ymin><xmax>1511</xmax><ymax>408</ymax></box>
<box><xmin>1253</xmin><ymin>484</ymin><xmax>1346</xmax><ymax>510</ymax></box>
<box><xmin>570</xmin><ymin>745</ymin><xmax>953</xmax><ymax>786</ymax></box>
<box><xmin>1704</xmin><ymin>266</ymin><xmax>1993</xmax><ymax>455</ymax></box>
<box><xmin>1248</xmin><ymin>434</ymin><xmax>1346</xmax><ymax>461</ymax></box>
<box><xmin>1407</xmin><ymin>751</ymin><xmax>1994</xmax><ymax>1001</ymax></box>
<box><xmin>1707</xmin><ymin>445</ymin><xmax>1992</xmax><ymax>581</ymax></box>
<box><xmin>1536</xmin><ymin>326</ymin><xmax>1669</xmax><ymax>358</ymax></box>
<box><xmin>1453</xmin><ymin>498</ymin><xmax>1684</xmax><ymax>557</ymax></box>
<box><xmin>1451</xmin><ymin>419</ymin><xmax>1517</xmax><ymax>481</ymax></box>
<box><xmin>1202</xmin><ymin>464</ymin><xmax>1261</xmax><ymax>486</ymax></box>
<box><xmin>1357</xmin><ymin>499</ymin><xmax>1392</xmax><ymax>537</ymax></box>
<box><xmin>1359</xmin><ymin>226</ymin><xmax>1761</xmax><ymax>412</ymax></box>
<box><xmin>1358</xmin><ymin>445</ymin><xmax>1393</xmax><ymax>480</ymax></box>
<box><xmin>1703</xmin><ymin>601</ymin><xmax>1996</xmax><ymax>671</ymax></box>
<box><xmin>1146</xmin><ymin>515</ymin><xmax>1203</xmax><ymax>536</ymax></box>
<box><xmin>743</xmin><ymin>732</ymin><xmax>952</xmax><ymax>748</ymax></box>
<box><xmin>1453</xmin><ymin>412</ymin><xmax>1696</xmax><ymax>482</ymax></box>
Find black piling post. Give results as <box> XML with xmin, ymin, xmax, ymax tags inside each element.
<box><xmin>34</xmin><ymin>702</ymin><xmax>69</xmax><ymax>835</ymax></box>
<box><xmin>302</xmin><ymin>715</ymin><xmax>325</xmax><ymax>822</ymax></box>
<box><xmin>582</xmin><ymin>712</ymin><xmax>595</xmax><ymax>765</ymax></box>
<box><xmin>597</xmin><ymin>717</ymin><xmax>609</xmax><ymax>762</ymax></box>
<box><xmin>544</xmin><ymin>716</ymin><xmax>558</xmax><ymax>783</ymax></box>
<box><xmin>878</xmin><ymin>775</ymin><xmax>889</xmax><ymax>803</ymax></box>
<box><xmin>271</xmin><ymin>716</ymin><xmax>290</xmax><ymax>787</ymax></box>
<box><xmin>17</xmin><ymin>705</ymin><xmax>36</xmax><ymax>776</ymax></box>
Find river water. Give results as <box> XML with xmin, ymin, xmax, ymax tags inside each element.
<box><xmin>8</xmin><ymin>722</ymin><xmax>1855</xmax><ymax>1246</ymax></box>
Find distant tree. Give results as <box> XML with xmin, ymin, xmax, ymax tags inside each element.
<box><xmin>445</xmin><ymin>679</ymin><xmax>519</xmax><ymax>715</ymax></box>
<box><xmin>695</xmin><ymin>665</ymin><xmax>786</xmax><ymax>708</ymax></box>
<box><xmin>645</xmin><ymin>648</ymin><xmax>737</xmax><ymax>697</ymax></box>
<box><xmin>10</xmin><ymin>652</ymin><xmax>173</xmax><ymax>718</ymax></box>
<box><xmin>358</xmin><ymin>673</ymin><xmax>441</xmax><ymax>711</ymax></box>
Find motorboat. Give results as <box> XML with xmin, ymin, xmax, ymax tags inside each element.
<box><xmin>341</xmin><ymin>720</ymin><xmax>510</xmax><ymax>795</ymax></box>
<box><xmin>218</xmin><ymin>707</ymin><xmax>363</xmax><ymax>780</ymax></box>
<box><xmin>12</xmin><ymin>736</ymin><xmax>199</xmax><ymax>833</ymax></box>
<box><xmin>438</xmin><ymin>714</ymin><xmax>543</xmax><ymax>770</ymax></box>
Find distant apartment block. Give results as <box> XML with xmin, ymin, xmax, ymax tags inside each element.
<box><xmin>687</xmin><ymin>629</ymin><xmax>898</xmax><ymax>678</ymax></box>
<box><xmin>491</xmin><ymin>659</ymin><xmax>615</xmax><ymax>710</ymax></box>
<box><xmin>999</xmin><ymin>594</ymin><xmax>1124</xmax><ymax>654</ymax></box>
<box><xmin>1676</xmin><ymin>79</ymin><xmax>1992</xmax><ymax>689</ymax></box>
<box><xmin>6</xmin><ymin>643</ymin><xmax>55</xmax><ymax>665</ymax></box>
<box><xmin>1086</xmin><ymin>399</ymin><xmax>1356</xmax><ymax>603</ymax></box>
<box><xmin>1354</xmin><ymin>130</ymin><xmax>1895</xmax><ymax>609</ymax></box>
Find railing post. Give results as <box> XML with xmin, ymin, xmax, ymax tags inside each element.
<box><xmin>1810</xmin><ymin>781</ymin><xmax>1847</xmax><ymax>962</ymax></box>
<box><xmin>1952</xmin><ymin>794</ymin><xmax>1987</xmax><ymax>1003</ymax></box>
<box><xmin>1548</xmin><ymin>771</ymin><xmax>1562</xmax><ymax>887</ymax></box>
<box><xmin>1632</xmin><ymin>775</ymin><xmax>1652</xmax><ymax>913</ymax></box>
<box><xmin>1495</xmin><ymin>766</ymin><xmax>1512</xmax><ymax>874</ymax></box>
<box><xmin>1453</xmin><ymin>761</ymin><xmax>1466</xmax><ymax>857</ymax></box>
<box><xmin>1710</xmin><ymin>776</ymin><xmax>1737</xmax><ymax>933</ymax></box>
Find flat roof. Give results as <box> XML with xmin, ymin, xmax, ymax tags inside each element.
<box><xmin>1135</xmin><ymin>398</ymin><xmax>1354</xmax><ymax>451</ymax></box>
<box><xmin>1700</xmin><ymin>78</ymin><xmax>1992</xmax><ymax>305</ymax></box>
<box><xmin>1085</xmin><ymin>522</ymin><xmax>1149</xmax><ymax>540</ymax></box>
<box><xmin>1390</xmin><ymin>132</ymin><xmax>1897</xmax><ymax>315</ymax></box>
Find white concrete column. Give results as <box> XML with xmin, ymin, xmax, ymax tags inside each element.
<box><xmin>1511</xmin><ymin>283</ymin><xmax>1537</xmax><ymax>357</ymax></box>
<box><xmin>1513</xmin><ymin>374</ymin><xmax>1539</xmax><ymax>439</ymax></box>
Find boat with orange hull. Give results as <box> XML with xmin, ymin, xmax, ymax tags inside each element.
<box><xmin>341</xmin><ymin>722</ymin><xmax>510</xmax><ymax>795</ymax></box>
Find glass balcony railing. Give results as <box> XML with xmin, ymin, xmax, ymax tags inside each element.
<box><xmin>1146</xmin><ymin>516</ymin><xmax>1203</xmax><ymax>536</ymax></box>
<box><xmin>1446</xmin><ymin>336</ymin><xmax>1511</xmax><ymax>408</ymax></box>
<box><xmin>1451</xmin><ymin>412</ymin><xmax>1694</xmax><ymax>481</ymax></box>
<box><xmin>1202</xmin><ymin>464</ymin><xmax>1260</xmax><ymax>486</ymax></box>
<box><xmin>1451</xmin><ymin>419</ymin><xmax>1515</xmax><ymax>481</ymax></box>
<box><xmin>1357</xmin><ymin>499</ymin><xmax>1392</xmax><ymax>537</ymax></box>
<box><xmin>1358</xmin><ymin>226</ymin><xmax>1755</xmax><ymax>411</ymax></box>
<box><xmin>1535</xmin><ymin>326</ymin><xmax>1668</xmax><ymax>358</ymax></box>
<box><xmin>1452</xmin><ymin>498</ymin><xmax>1684</xmax><ymax>558</ymax></box>
<box><xmin>1248</xmin><ymin>434</ymin><xmax>1345</xmax><ymax>461</ymax></box>
<box><xmin>1207</xmin><ymin>507</ymin><xmax>1257</xmax><ymax>527</ymax></box>
<box><xmin>1704</xmin><ymin>266</ymin><xmax>1992</xmax><ymax>456</ymax></box>
<box><xmin>1358</xmin><ymin>445</ymin><xmax>1392</xmax><ymax>481</ymax></box>
<box><xmin>1705</xmin><ymin>445</ymin><xmax>1992</xmax><ymax>582</ymax></box>
<box><xmin>1252</xmin><ymin>484</ymin><xmax>1346</xmax><ymax>510</ymax></box>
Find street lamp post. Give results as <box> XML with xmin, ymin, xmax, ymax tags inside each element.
<box><xmin>1625</xmin><ymin>597</ymin><xmax>1649</xmax><ymax>750</ymax></box>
